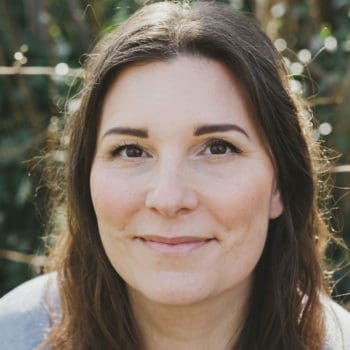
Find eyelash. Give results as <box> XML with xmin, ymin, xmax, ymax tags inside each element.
<box><xmin>201</xmin><ymin>139</ymin><xmax>242</xmax><ymax>156</ymax></box>
<box><xmin>109</xmin><ymin>139</ymin><xmax>242</xmax><ymax>159</ymax></box>
<box><xmin>110</xmin><ymin>142</ymin><xmax>147</xmax><ymax>158</ymax></box>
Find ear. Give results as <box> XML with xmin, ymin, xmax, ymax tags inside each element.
<box><xmin>269</xmin><ymin>182</ymin><xmax>283</xmax><ymax>219</ymax></box>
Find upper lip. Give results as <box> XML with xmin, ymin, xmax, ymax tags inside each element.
<box><xmin>137</xmin><ymin>235</ymin><xmax>213</xmax><ymax>244</ymax></box>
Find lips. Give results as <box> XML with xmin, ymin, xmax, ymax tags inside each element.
<box><xmin>139</xmin><ymin>235</ymin><xmax>212</xmax><ymax>244</ymax></box>
<box><xmin>135</xmin><ymin>235</ymin><xmax>214</xmax><ymax>254</ymax></box>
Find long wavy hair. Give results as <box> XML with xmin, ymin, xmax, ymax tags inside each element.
<box><xmin>41</xmin><ymin>1</ymin><xmax>332</xmax><ymax>349</ymax></box>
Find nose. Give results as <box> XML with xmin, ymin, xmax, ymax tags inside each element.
<box><xmin>145</xmin><ymin>162</ymin><xmax>199</xmax><ymax>217</ymax></box>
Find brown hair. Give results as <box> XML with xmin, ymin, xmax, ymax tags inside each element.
<box><xmin>42</xmin><ymin>1</ymin><xmax>331</xmax><ymax>349</ymax></box>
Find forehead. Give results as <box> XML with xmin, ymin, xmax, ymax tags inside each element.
<box><xmin>99</xmin><ymin>55</ymin><xmax>260</xmax><ymax>139</ymax></box>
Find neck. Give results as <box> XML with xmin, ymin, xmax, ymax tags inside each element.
<box><xmin>128</xmin><ymin>281</ymin><xmax>250</xmax><ymax>350</ymax></box>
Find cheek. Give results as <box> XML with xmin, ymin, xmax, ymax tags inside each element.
<box><xmin>205</xmin><ymin>175</ymin><xmax>274</xmax><ymax>233</ymax></box>
<box><xmin>206</xmin><ymin>177</ymin><xmax>272</xmax><ymax>290</ymax></box>
<box><xmin>90</xmin><ymin>164</ymin><xmax>143</xmax><ymax>232</ymax></box>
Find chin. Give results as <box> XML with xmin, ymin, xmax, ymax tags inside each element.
<box><xmin>130</xmin><ymin>272</ymin><xmax>215</xmax><ymax>306</ymax></box>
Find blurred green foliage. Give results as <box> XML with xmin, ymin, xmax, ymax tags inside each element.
<box><xmin>0</xmin><ymin>0</ymin><xmax>349</xmax><ymax>305</ymax></box>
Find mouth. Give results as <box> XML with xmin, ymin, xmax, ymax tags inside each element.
<box><xmin>135</xmin><ymin>235</ymin><xmax>215</xmax><ymax>254</ymax></box>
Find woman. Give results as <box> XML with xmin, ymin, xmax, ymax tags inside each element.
<box><xmin>0</xmin><ymin>1</ymin><xmax>349</xmax><ymax>349</ymax></box>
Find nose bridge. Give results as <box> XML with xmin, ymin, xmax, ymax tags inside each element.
<box><xmin>145</xmin><ymin>156</ymin><xmax>198</xmax><ymax>216</ymax></box>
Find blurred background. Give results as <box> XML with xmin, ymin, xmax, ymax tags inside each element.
<box><xmin>0</xmin><ymin>0</ymin><xmax>349</xmax><ymax>307</ymax></box>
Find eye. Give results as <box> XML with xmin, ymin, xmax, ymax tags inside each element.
<box><xmin>203</xmin><ymin>139</ymin><xmax>241</xmax><ymax>155</ymax></box>
<box><xmin>111</xmin><ymin>144</ymin><xmax>148</xmax><ymax>158</ymax></box>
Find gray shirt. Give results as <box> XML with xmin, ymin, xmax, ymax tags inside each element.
<box><xmin>0</xmin><ymin>273</ymin><xmax>349</xmax><ymax>349</ymax></box>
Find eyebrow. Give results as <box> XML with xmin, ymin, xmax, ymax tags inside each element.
<box><xmin>194</xmin><ymin>123</ymin><xmax>249</xmax><ymax>138</ymax></box>
<box><xmin>103</xmin><ymin>127</ymin><xmax>148</xmax><ymax>139</ymax></box>
<box><xmin>102</xmin><ymin>123</ymin><xmax>249</xmax><ymax>140</ymax></box>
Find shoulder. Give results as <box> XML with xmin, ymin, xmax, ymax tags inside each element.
<box><xmin>323</xmin><ymin>297</ymin><xmax>350</xmax><ymax>350</ymax></box>
<box><xmin>0</xmin><ymin>273</ymin><xmax>59</xmax><ymax>350</ymax></box>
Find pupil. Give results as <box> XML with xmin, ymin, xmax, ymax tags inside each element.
<box><xmin>126</xmin><ymin>146</ymin><xmax>142</xmax><ymax>157</ymax></box>
<box><xmin>210</xmin><ymin>143</ymin><xmax>227</xmax><ymax>154</ymax></box>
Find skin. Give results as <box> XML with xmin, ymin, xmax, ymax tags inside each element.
<box><xmin>90</xmin><ymin>55</ymin><xmax>283</xmax><ymax>349</ymax></box>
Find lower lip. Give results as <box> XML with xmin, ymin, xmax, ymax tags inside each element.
<box><xmin>137</xmin><ymin>238</ymin><xmax>213</xmax><ymax>254</ymax></box>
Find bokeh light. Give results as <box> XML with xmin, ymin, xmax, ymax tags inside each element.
<box><xmin>14</xmin><ymin>52</ymin><xmax>24</xmax><ymax>61</ymax></box>
<box><xmin>55</xmin><ymin>62</ymin><xmax>69</xmax><ymax>76</ymax></box>
<box><xmin>324</xmin><ymin>36</ymin><xmax>338</xmax><ymax>52</ymax></box>
<box><xmin>290</xmin><ymin>62</ymin><xmax>304</xmax><ymax>75</ymax></box>
<box><xmin>271</xmin><ymin>3</ymin><xmax>287</xmax><ymax>18</ymax></box>
<box><xmin>319</xmin><ymin>122</ymin><xmax>333</xmax><ymax>136</ymax></box>
<box><xmin>289</xmin><ymin>79</ymin><xmax>303</xmax><ymax>94</ymax></box>
<box><xmin>274</xmin><ymin>38</ymin><xmax>287</xmax><ymax>52</ymax></box>
<box><xmin>297</xmin><ymin>49</ymin><xmax>312</xmax><ymax>64</ymax></box>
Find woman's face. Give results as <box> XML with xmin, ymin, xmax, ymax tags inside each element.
<box><xmin>90</xmin><ymin>56</ymin><xmax>283</xmax><ymax>305</ymax></box>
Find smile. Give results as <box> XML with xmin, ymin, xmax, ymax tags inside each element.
<box><xmin>135</xmin><ymin>235</ymin><xmax>215</xmax><ymax>254</ymax></box>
